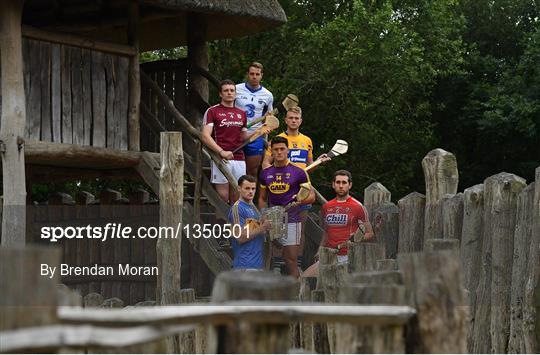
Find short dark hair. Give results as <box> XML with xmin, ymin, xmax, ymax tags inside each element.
<box><xmin>270</xmin><ymin>136</ymin><xmax>289</xmax><ymax>147</ymax></box>
<box><xmin>333</xmin><ymin>170</ymin><xmax>352</xmax><ymax>183</ymax></box>
<box><xmin>238</xmin><ymin>175</ymin><xmax>257</xmax><ymax>186</ymax></box>
<box><xmin>248</xmin><ymin>61</ymin><xmax>264</xmax><ymax>73</ymax></box>
<box><xmin>219</xmin><ymin>79</ymin><xmax>236</xmax><ymax>92</ymax></box>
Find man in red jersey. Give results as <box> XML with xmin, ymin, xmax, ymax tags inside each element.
<box><xmin>202</xmin><ymin>79</ymin><xmax>267</xmax><ymax>204</ymax></box>
<box><xmin>303</xmin><ymin>170</ymin><xmax>373</xmax><ymax>276</ymax></box>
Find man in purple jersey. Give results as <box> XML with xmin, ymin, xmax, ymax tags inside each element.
<box><xmin>258</xmin><ymin>136</ymin><xmax>315</xmax><ymax>278</ymax></box>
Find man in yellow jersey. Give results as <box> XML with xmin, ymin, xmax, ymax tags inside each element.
<box><xmin>262</xmin><ymin>106</ymin><xmax>330</xmax><ymax>169</ymax></box>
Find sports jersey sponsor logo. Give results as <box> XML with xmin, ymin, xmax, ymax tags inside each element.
<box><xmin>268</xmin><ymin>181</ymin><xmax>289</xmax><ymax>194</ymax></box>
<box><xmin>290</xmin><ymin>150</ymin><xmax>301</xmax><ymax>157</ymax></box>
<box><xmin>325</xmin><ymin>213</ymin><xmax>348</xmax><ymax>225</ymax></box>
<box><xmin>219</xmin><ymin>118</ymin><xmax>244</xmax><ymax>128</ymax></box>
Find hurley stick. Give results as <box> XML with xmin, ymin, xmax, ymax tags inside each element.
<box><xmin>232</xmin><ymin>115</ymin><xmax>280</xmax><ymax>154</ymax></box>
<box><xmin>305</xmin><ymin>139</ymin><xmax>349</xmax><ymax>172</ymax></box>
<box><xmin>247</xmin><ymin>94</ymin><xmax>299</xmax><ymax>129</ymax></box>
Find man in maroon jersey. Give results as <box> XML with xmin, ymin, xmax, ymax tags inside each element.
<box><xmin>201</xmin><ymin>79</ymin><xmax>261</xmax><ymax>204</ymax></box>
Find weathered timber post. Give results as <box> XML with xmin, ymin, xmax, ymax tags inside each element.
<box><xmin>157</xmin><ymin>132</ymin><xmax>184</xmax><ymax>353</ymax></box>
<box><xmin>373</xmin><ymin>202</ymin><xmax>399</xmax><ymax>258</ymax></box>
<box><xmin>187</xmin><ymin>14</ymin><xmax>208</xmax><ymax>224</ymax></box>
<box><xmin>364</xmin><ymin>182</ymin><xmax>391</xmax><ymax>219</ymax></box>
<box><xmin>0</xmin><ymin>0</ymin><xmax>27</xmax><ymax>246</ymax></box>
<box><xmin>211</xmin><ymin>271</ymin><xmax>296</xmax><ymax>354</ymax></box>
<box><xmin>472</xmin><ymin>172</ymin><xmax>526</xmax><ymax>353</ymax></box>
<box><xmin>508</xmin><ymin>183</ymin><xmax>535</xmax><ymax>353</ymax></box>
<box><xmin>398</xmin><ymin>250</ymin><xmax>467</xmax><ymax>353</ymax></box>
<box><xmin>180</xmin><ymin>288</ymin><xmax>196</xmax><ymax>354</ymax></box>
<box><xmin>397</xmin><ymin>192</ymin><xmax>425</xmax><ymax>253</ymax></box>
<box><xmin>441</xmin><ymin>192</ymin><xmax>464</xmax><ymax>241</ymax></box>
<box><xmin>127</xmin><ymin>0</ymin><xmax>141</xmax><ymax>151</ymax></box>
<box><xmin>348</xmin><ymin>242</ymin><xmax>385</xmax><ymax>273</ymax></box>
<box><xmin>376</xmin><ymin>258</ymin><xmax>398</xmax><ymax>271</ymax></box>
<box><xmin>424</xmin><ymin>238</ymin><xmax>459</xmax><ymax>252</ymax></box>
<box><xmin>0</xmin><ymin>246</ymin><xmax>60</xmax><ymax>333</ymax></box>
<box><xmin>311</xmin><ymin>289</ymin><xmax>330</xmax><ymax>354</ymax></box>
<box><xmin>523</xmin><ymin>166</ymin><xmax>540</xmax><ymax>353</ymax></box>
<box><xmin>336</xmin><ymin>271</ymin><xmax>407</xmax><ymax>353</ymax></box>
<box><xmin>422</xmin><ymin>148</ymin><xmax>458</xmax><ymax>241</ymax></box>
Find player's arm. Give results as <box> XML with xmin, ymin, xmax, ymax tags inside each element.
<box><xmin>237</xmin><ymin>219</ymin><xmax>271</xmax><ymax>244</ymax></box>
<box><xmin>315</xmin><ymin>210</ymin><xmax>328</xmax><ymax>259</ymax></box>
<box><xmin>362</xmin><ymin>220</ymin><xmax>374</xmax><ymax>241</ymax></box>
<box><xmin>258</xmin><ymin>186</ymin><xmax>268</xmax><ymax>209</ymax></box>
<box><xmin>201</xmin><ymin>125</ymin><xmax>233</xmax><ymax>160</ymax></box>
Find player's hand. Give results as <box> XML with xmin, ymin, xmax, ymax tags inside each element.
<box><xmin>260</xmin><ymin>124</ymin><xmax>272</xmax><ymax>135</ymax></box>
<box><xmin>219</xmin><ymin>150</ymin><xmax>234</xmax><ymax>160</ymax></box>
<box><xmin>317</xmin><ymin>153</ymin><xmax>332</xmax><ymax>163</ymax></box>
<box><xmin>261</xmin><ymin>219</ymin><xmax>272</xmax><ymax>232</ymax></box>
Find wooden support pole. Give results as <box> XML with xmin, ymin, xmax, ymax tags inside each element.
<box><xmin>397</xmin><ymin>192</ymin><xmax>425</xmax><ymax>253</ymax></box>
<box><xmin>398</xmin><ymin>250</ymin><xmax>467</xmax><ymax>353</ymax></box>
<box><xmin>21</xmin><ymin>25</ymin><xmax>137</xmax><ymax>57</ymax></box>
<box><xmin>211</xmin><ymin>271</ymin><xmax>296</xmax><ymax>354</ymax></box>
<box><xmin>187</xmin><ymin>14</ymin><xmax>208</xmax><ymax>224</ymax></box>
<box><xmin>127</xmin><ymin>0</ymin><xmax>141</xmax><ymax>151</ymax></box>
<box><xmin>523</xmin><ymin>166</ymin><xmax>540</xmax><ymax>353</ymax></box>
<box><xmin>422</xmin><ymin>148</ymin><xmax>458</xmax><ymax>241</ymax></box>
<box><xmin>508</xmin><ymin>183</ymin><xmax>535</xmax><ymax>353</ymax></box>
<box><xmin>348</xmin><ymin>242</ymin><xmax>386</xmax><ymax>273</ymax></box>
<box><xmin>0</xmin><ymin>0</ymin><xmax>27</xmax><ymax>246</ymax></box>
<box><xmin>157</xmin><ymin>132</ymin><xmax>183</xmax><ymax>352</ymax></box>
<box><xmin>373</xmin><ymin>202</ymin><xmax>399</xmax><ymax>258</ymax></box>
<box><xmin>364</xmin><ymin>182</ymin><xmax>391</xmax><ymax>219</ymax></box>
<box><xmin>473</xmin><ymin>172</ymin><xmax>526</xmax><ymax>353</ymax></box>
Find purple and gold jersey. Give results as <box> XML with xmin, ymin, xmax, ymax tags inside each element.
<box><xmin>259</xmin><ymin>161</ymin><xmax>310</xmax><ymax>222</ymax></box>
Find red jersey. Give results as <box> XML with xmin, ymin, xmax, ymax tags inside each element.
<box><xmin>203</xmin><ymin>104</ymin><xmax>247</xmax><ymax>160</ymax></box>
<box><xmin>322</xmin><ymin>196</ymin><xmax>369</xmax><ymax>255</ymax></box>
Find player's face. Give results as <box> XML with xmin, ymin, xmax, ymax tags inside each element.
<box><xmin>333</xmin><ymin>175</ymin><xmax>351</xmax><ymax>197</ymax></box>
<box><xmin>271</xmin><ymin>143</ymin><xmax>289</xmax><ymax>163</ymax></box>
<box><xmin>285</xmin><ymin>111</ymin><xmax>302</xmax><ymax>130</ymax></box>
<box><xmin>247</xmin><ymin>67</ymin><xmax>263</xmax><ymax>87</ymax></box>
<box><xmin>219</xmin><ymin>84</ymin><xmax>236</xmax><ymax>104</ymax></box>
<box><xmin>238</xmin><ymin>181</ymin><xmax>257</xmax><ymax>201</ymax></box>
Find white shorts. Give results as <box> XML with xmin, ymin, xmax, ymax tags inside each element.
<box><xmin>211</xmin><ymin>160</ymin><xmax>246</xmax><ymax>184</ymax></box>
<box><xmin>282</xmin><ymin>222</ymin><xmax>302</xmax><ymax>246</ymax></box>
<box><xmin>337</xmin><ymin>255</ymin><xmax>349</xmax><ymax>264</ymax></box>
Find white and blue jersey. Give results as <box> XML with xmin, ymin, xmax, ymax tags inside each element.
<box><xmin>235</xmin><ymin>83</ymin><xmax>274</xmax><ymax>134</ymax></box>
<box><xmin>228</xmin><ymin>200</ymin><xmax>264</xmax><ymax>269</ymax></box>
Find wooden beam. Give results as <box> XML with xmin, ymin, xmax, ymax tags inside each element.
<box><xmin>127</xmin><ymin>0</ymin><xmax>141</xmax><ymax>151</ymax></box>
<box><xmin>21</xmin><ymin>25</ymin><xmax>137</xmax><ymax>57</ymax></box>
<box><xmin>23</xmin><ymin>141</ymin><xmax>141</xmax><ymax>169</ymax></box>
<box><xmin>0</xmin><ymin>0</ymin><xmax>27</xmax><ymax>246</ymax></box>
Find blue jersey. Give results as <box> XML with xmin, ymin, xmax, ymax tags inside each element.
<box><xmin>235</xmin><ymin>83</ymin><xmax>274</xmax><ymax>134</ymax></box>
<box><xmin>228</xmin><ymin>200</ymin><xmax>264</xmax><ymax>269</ymax></box>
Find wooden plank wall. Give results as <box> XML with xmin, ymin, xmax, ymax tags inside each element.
<box><xmin>0</xmin><ymin>38</ymin><xmax>129</xmax><ymax>149</ymax></box>
<box><xmin>140</xmin><ymin>59</ymin><xmax>188</xmax><ymax>152</ymax></box>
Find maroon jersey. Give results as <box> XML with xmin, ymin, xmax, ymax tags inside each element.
<box><xmin>203</xmin><ymin>104</ymin><xmax>247</xmax><ymax>160</ymax></box>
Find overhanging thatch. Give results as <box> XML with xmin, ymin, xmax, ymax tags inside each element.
<box><xmin>22</xmin><ymin>0</ymin><xmax>287</xmax><ymax>51</ymax></box>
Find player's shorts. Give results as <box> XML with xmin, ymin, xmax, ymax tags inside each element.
<box><xmin>244</xmin><ymin>136</ymin><xmax>265</xmax><ymax>157</ymax></box>
<box><xmin>337</xmin><ymin>255</ymin><xmax>349</xmax><ymax>264</ymax></box>
<box><xmin>211</xmin><ymin>160</ymin><xmax>246</xmax><ymax>184</ymax></box>
<box><xmin>281</xmin><ymin>222</ymin><xmax>302</xmax><ymax>246</ymax></box>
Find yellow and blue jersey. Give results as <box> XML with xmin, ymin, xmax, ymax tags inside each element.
<box><xmin>265</xmin><ymin>132</ymin><xmax>313</xmax><ymax>169</ymax></box>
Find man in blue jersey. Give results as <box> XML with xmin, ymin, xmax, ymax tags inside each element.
<box><xmin>229</xmin><ymin>175</ymin><xmax>271</xmax><ymax>270</ymax></box>
<box><xmin>235</xmin><ymin>62</ymin><xmax>274</xmax><ymax>178</ymax></box>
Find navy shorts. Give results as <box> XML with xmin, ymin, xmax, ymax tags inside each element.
<box><xmin>244</xmin><ymin>136</ymin><xmax>265</xmax><ymax>157</ymax></box>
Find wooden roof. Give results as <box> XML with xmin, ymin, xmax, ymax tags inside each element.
<box><xmin>22</xmin><ymin>0</ymin><xmax>287</xmax><ymax>51</ymax></box>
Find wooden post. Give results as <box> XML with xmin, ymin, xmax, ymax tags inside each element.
<box><xmin>0</xmin><ymin>246</ymin><xmax>60</xmax><ymax>332</ymax></box>
<box><xmin>187</xmin><ymin>14</ymin><xmax>208</xmax><ymax>224</ymax></box>
<box><xmin>398</xmin><ymin>250</ymin><xmax>467</xmax><ymax>353</ymax></box>
<box><xmin>422</xmin><ymin>148</ymin><xmax>458</xmax><ymax>241</ymax></box>
<box><xmin>336</xmin><ymin>273</ymin><xmax>407</xmax><ymax>353</ymax></box>
<box><xmin>473</xmin><ymin>172</ymin><xmax>526</xmax><ymax>353</ymax></box>
<box><xmin>211</xmin><ymin>271</ymin><xmax>296</xmax><ymax>354</ymax></box>
<box><xmin>311</xmin><ymin>289</ymin><xmax>331</xmax><ymax>354</ymax></box>
<box><xmin>523</xmin><ymin>166</ymin><xmax>540</xmax><ymax>353</ymax></box>
<box><xmin>157</xmin><ymin>132</ymin><xmax>183</xmax><ymax>352</ymax></box>
<box><xmin>127</xmin><ymin>0</ymin><xmax>141</xmax><ymax>151</ymax></box>
<box><xmin>364</xmin><ymin>182</ymin><xmax>391</xmax><ymax>219</ymax></box>
<box><xmin>397</xmin><ymin>192</ymin><xmax>425</xmax><ymax>253</ymax></box>
<box><xmin>377</xmin><ymin>259</ymin><xmax>398</xmax><ymax>271</ymax></box>
<box><xmin>0</xmin><ymin>0</ymin><xmax>27</xmax><ymax>246</ymax></box>
<box><xmin>373</xmin><ymin>202</ymin><xmax>399</xmax><ymax>258</ymax></box>
<box><xmin>424</xmin><ymin>238</ymin><xmax>459</xmax><ymax>252</ymax></box>
<box><xmin>180</xmin><ymin>289</ymin><xmax>197</xmax><ymax>354</ymax></box>
<box><xmin>508</xmin><ymin>183</ymin><xmax>535</xmax><ymax>353</ymax></box>
<box><xmin>441</xmin><ymin>193</ymin><xmax>464</xmax><ymax>241</ymax></box>
<box><xmin>348</xmin><ymin>242</ymin><xmax>385</xmax><ymax>273</ymax></box>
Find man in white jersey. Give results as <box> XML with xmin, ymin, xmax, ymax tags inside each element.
<box><xmin>235</xmin><ymin>62</ymin><xmax>274</xmax><ymax>178</ymax></box>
